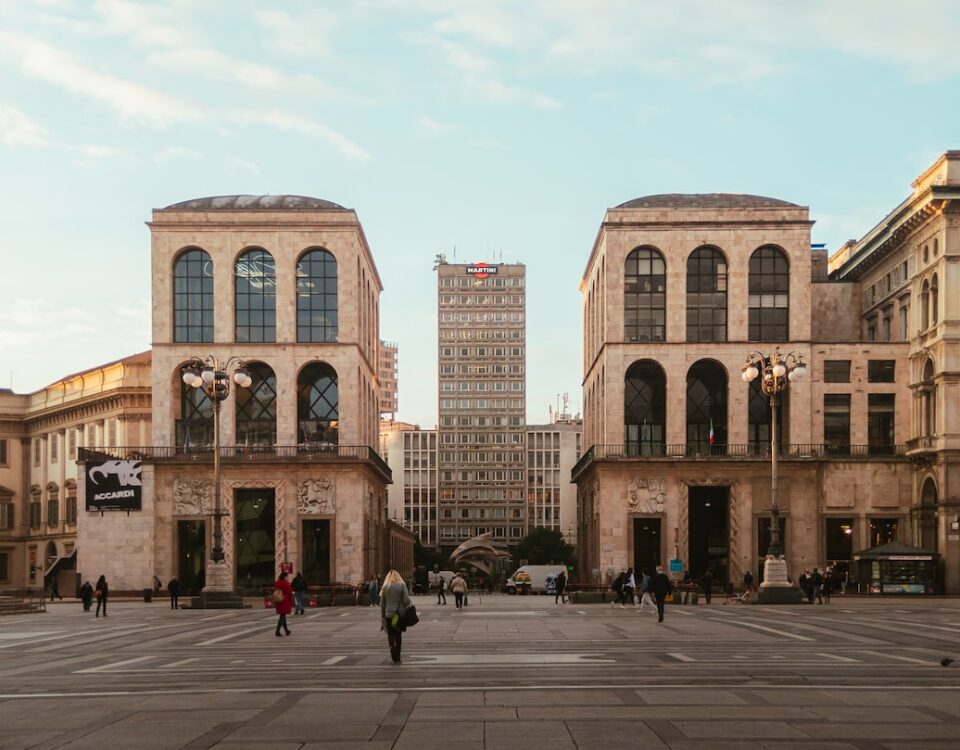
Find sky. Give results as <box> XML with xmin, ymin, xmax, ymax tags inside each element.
<box><xmin>1</xmin><ymin>0</ymin><xmax>958</xmax><ymax>427</ymax></box>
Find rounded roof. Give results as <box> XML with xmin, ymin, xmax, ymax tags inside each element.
<box><xmin>162</xmin><ymin>195</ymin><xmax>345</xmax><ymax>211</ymax></box>
<box><xmin>616</xmin><ymin>193</ymin><xmax>799</xmax><ymax>209</ymax></box>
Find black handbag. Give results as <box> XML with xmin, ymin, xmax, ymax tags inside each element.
<box><xmin>402</xmin><ymin>604</ymin><xmax>420</xmax><ymax>628</ymax></box>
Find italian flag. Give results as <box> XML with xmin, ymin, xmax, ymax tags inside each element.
<box><xmin>709</xmin><ymin>418</ymin><xmax>715</xmax><ymax>445</ymax></box>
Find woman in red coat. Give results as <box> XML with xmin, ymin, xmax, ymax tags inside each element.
<box><xmin>273</xmin><ymin>571</ymin><xmax>293</xmax><ymax>637</ymax></box>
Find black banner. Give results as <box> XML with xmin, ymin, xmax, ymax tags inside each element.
<box><xmin>85</xmin><ymin>460</ymin><xmax>142</xmax><ymax>511</ymax></box>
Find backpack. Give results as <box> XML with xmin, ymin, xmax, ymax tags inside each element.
<box><xmin>271</xmin><ymin>587</ymin><xmax>285</xmax><ymax>604</ymax></box>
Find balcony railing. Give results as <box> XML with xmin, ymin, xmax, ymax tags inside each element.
<box><xmin>78</xmin><ymin>445</ymin><xmax>392</xmax><ymax>482</ymax></box>
<box><xmin>906</xmin><ymin>436</ymin><xmax>937</xmax><ymax>451</ymax></box>
<box><xmin>572</xmin><ymin>442</ymin><xmax>907</xmax><ymax>479</ymax></box>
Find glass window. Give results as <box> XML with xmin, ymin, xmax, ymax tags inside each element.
<box><xmin>298</xmin><ymin>362</ymin><xmax>339</xmax><ymax>445</ymax></box>
<box><xmin>235</xmin><ymin>248</ymin><xmax>276</xmax><ymax>343</ymax></box>
<box><xmin>0</xmin><ymin>552</ymin><xmax>7</xmax><ymax>583</ymax></box>
<box><xmin>869</xmin><ymin>517</ymin><xmax>898</xmax><ymax>547</ymax></box>
<box><xmin>868</xmin><ymin>394</ymin><xmax>895</xmax><ymax>455</ymax></box>
<box><xmin>686</xmin><ymin>247</ymin><xmax>727</xmax><ymax>342</ymax></box>
<box><xmin>823</xmin><ymin>361</ymin><xmax>851</xmax><ymax>383</ymax></box>
<box><xmin>921</xmin><ymin>279</ymin><xmax>930</xmax><ymax>330</ymax></box>
<box><xmin>235</xmin><ymin>362</ymin><xmax>277</xmax><ymax>446</ymax></box>
<box><xmin>0</xmin><ymin>438</ymin><xmax>6</xmax><ymax>465</ymax></box>
<box><xmin>173</xmin><ymin>248</ymin><xmax>214</xmax><ymax>343</ymax></box>
<box><xmin>178</xmin><ymin>376</ymin><xmax>213</xmax><ymax>448</ymax></box>
<box><xmin>624</xmin><ymin>359</ymin><xmax>666</xmax><ymax>455</ymax></box>
<box><xmin>748</xmin><ymin>378</ymin><xmax>780</xmax><ymax>452</ymax></box>
<box><xmin>624</xmin><ymin>247</ymin><xmax>666</xmax><ymax>342</ymax></box>
<box><xmin>748</xmin><ymin>246</ymin><xmax>789</xmax><ymax>341</ymax></box>
<box><xmin>686</xmin><ymin>360</ymin><xmax>727</xmax><ymax>454</ymax></box>
<box><xmin>294</xmin><ymin>253</ymin><xmax>335</xmax><ymax>334</ymax></box>
<box><xmin>825</xmin><ymin>518</ymin><xmax>854</xmax><ymax>564</ymax></box>
<box><xmin>867</xmin><ymin>360</ymin><xmax>895</xmax><ymax>383</ymax></box>
<box><xmin>824</xmin><ymin>394</ymin><xmax>850</xmax><ymax>455</ymax></box>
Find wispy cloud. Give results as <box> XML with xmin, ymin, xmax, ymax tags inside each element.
<box><xmin>466</xmin><ymin>78</ymin><xmax>560</xmax><ymax>110</ymax></box>
<box><xmin>226</xmin><ymin>156</ymin><xmax>261</xmax><ymax>175</ymax></box>
<box><xmin>0</xmin><ymin>103</ymin><xmax>121</xmax><ymax>158</ymax></box>
<box><xmin>233</xmin><ymin>110</ymin><xmax>371</xmax><ymax>161</ymax></box>
<box><xmin>415</xmin><ymin>115</ymin><xmax>457</xmax><ymax>137</ymax></box>
<box><xmin>154</xmin><ymin>145</ymin><xmax>203</xmax><ymax>162</ymax></box>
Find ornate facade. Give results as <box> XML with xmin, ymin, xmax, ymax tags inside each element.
<box><xmin>575</xmin><ymin>155</ymin><xmax>960</xmax><ymax>592</ymax></box>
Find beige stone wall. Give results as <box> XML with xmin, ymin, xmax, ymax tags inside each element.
<box><xmin>811</xmin><ymin>282</ymin><xmax>861</xmax><ymax>342</ymax></box>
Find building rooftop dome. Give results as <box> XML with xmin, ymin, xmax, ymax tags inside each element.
<box><xmin>161</xmin><ymin>195</ymin><xmax>346</xmax><ymax>211</ymax></box>
<box><xmin>616</xmin><ymin>193</ymin><xmax>800</xmax><ymax>209</ymax></box>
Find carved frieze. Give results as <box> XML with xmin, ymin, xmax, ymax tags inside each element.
<box><xmin>298</xmin><ymin>478</ymin><xmax>336</xmax><ymax>515</ymax></box>
<box><xmin>628</xmin><ymin>478</ymin><xmax>666</xmax><ymax>514</ymax></box>
<box><xmin>173</xmin><ymin>479</ymin><xmax>211</xmax><ymax>516</ymax></box>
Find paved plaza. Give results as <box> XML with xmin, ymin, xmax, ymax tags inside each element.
<box><xmin>1</xmin><ymin>593</ymin><xmax>960</xmax><ymax>749</ymax></box>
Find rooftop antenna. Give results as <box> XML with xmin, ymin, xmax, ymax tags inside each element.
<box><xmin>453</xmin><ymin>245</ymin><xmax>457</xmax><ymax>263</ymax></box>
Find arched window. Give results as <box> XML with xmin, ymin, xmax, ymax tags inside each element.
<box><xmin>298</xmin><ymin>363</ymin><xmax>339</xmax><ymax>445</ymax></box>
<box><xmin>235</xmin><ymin>248</ymin><xmax>276</xmax><ymax>343</ymax></box>
<box><xmin>686</xmin><ymin>247</ymin><xmax>727</xmax><ymax>342</ymax></box>
<box><xmin>931</xmin><ymin>274</ymin><xmax>939</xmax><ymax>326</ymax></box>
<box><xmin>624</xmin><ymin>360</ymin><xmax>666</xmax><ymax>455</ymax></box>
<box><xmin>624</xmin><ymin>247</ymin><xmax>666</xmax><ymax>342</ymax></box>
<box><xmin>933</xmin><ymin>238</ymin><xmax>939</xmax><ymax>257</ymax></box>
<box><xmin>236</xmin><ymin>362</ymin><xmax>277</xmax><ymax>446</ymax></box>
<box><xmin>297</xmin><ymin>249</ymin><xmax>338</xmax><ymax>342</ymax></box>
<box><xmin>921</xmin><ymin>279</ymin><xmax>930</xmax><ymax>330</ymax></box>
<box><xmin>178</xmin><ymin>371</ymin><xmax>213</xmax><ymax>448</ymax></box>
<box><xmin>920</xmin><ymin>477</ymin><xmax>938</xmax><ymax>552</ymax></box>
<box><xmin>748</xmin><ymin>246</ymin><xmax>789</xmax><ymax>341</ymax></box>
<box><xmin>173</xmin><ymin>248</ymin><xmax>213</xmax><ymax>343</ymax></box>
<box><xmin>922</xmin><ymin>358</ymin><xmax>936</xmax><ymax>438</ymax></box>
<box><xmin>686</xmin><ymin>360</ymin><xmax>727</xmax><ymax>454</ymax></box>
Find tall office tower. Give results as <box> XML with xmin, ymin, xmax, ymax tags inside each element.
<box><xmin>378</xmin><ymin>340</ymin><xmax>398</xmax><ymax>419</ymax></box>
<box><xmin>436</xmin><ymin>261</ymin><xmax>526</xmax><ymax>553</ymax></box>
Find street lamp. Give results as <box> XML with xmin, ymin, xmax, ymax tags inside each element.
<box><xmin>741</xmin><ymin>347</ymin><xmax>806</xmax><ymax>600</ymax></box>
<box><xmin>181</xmin><ymin>356</ymin><xmax>251</xmax><ymax>592</ymax></box>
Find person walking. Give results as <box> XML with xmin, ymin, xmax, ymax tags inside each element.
<box><xmin>555</xmin><ymin>570</ymin><xmax>568</xmax><ymax>604</ymax></box>
<box><xmin>167</xmin><ymin>576</ymin><xmax>180</xmax><ymax>610</ymax></box>
<box><xmin>637</xmin><ymin>570</ymin><xmax>657</xmax><ymax>615</ymax></box>
<box><xmin>451</xmin><ymin>573</ymin><xmax>468</xmax><ymax>609</ymax></box>
<box><xmin>620</xmin><ymin>568</ymin><xmax>636</xmax><ymax>609</ymax></box>
<box><xmin>436</xmin><ymin>574</ymin><xmax>447</xmax><ymax>605</ymax></box>
<box><xmin>367</xmin><ymin>576</ymin><xmax>380</xmax><ymax>608</ymax></box>
<box><xmin>812</xmin><ymin>568</ymin><xmax>824</xmax><ymax>604</ymax></box>
<box><xmin>94</xmin><ymin>575</ymin><xmax>108</xmax><ymax>618</ymax></box>
<box><xmin>272</xmin><ymin>571</ymin><xmax>293</xmax><ymax>637</ymax></box>
<box><xmin>49</xmin><ymin>577</ymin><xmax>62</xmax><ymax>601</ymax></box>
<box><xmin>651</xmin><ymin>565</ymin><xmax>673</xmax><ymax>623</ymax></box>
<box><xmin>700</xmin><ymin>569</ymin><xmax>713</xmax><ymax>604</ymax></box>
<box><xmin>291</xmin><ymin>572</ymin><xmax>307</xmax><ymax>615</ymax></box>
<box><xmin>380</xmin><ymin>569</ymin><xmax>411</xmax><ymax>663</ymax></box>
<box><xmin>609</xmin><ymin>570</ymin><xmax>625</xmax><ymax>608</ymax></box>
<box><xmin>80</xmin><ymin>580</ymin><xmax>94</xmax><ymax>612</ymax></box>
<box><xmin>822</xmin><ymin>568</ymin><xmax>833</xmax><ymax>604</ymax></box>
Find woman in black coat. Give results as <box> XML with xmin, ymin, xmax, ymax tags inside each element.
<box><xmin>95</xmin><ymin>575</ymin><xmax>108</xmax><ymax>618</ymax></box>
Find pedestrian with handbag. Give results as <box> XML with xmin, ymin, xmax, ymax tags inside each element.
<box><xmin>380</xmin><ymin>569</ymin><xmax>412</xmax><ymax>663</ymax></box>
<box><xmin>450</xmin><ymin>573</ymin><xmax>468</xmax><ymax>610</ymax></box>
<box><xmin>94</xmin><ymin>575</ymin><xmax>108</xmax><ymax>618</ymax></box>
<box><xmin>272</xmin><ymin>571</ymin><xmax>293</xmax><ymax>637</ymax></box>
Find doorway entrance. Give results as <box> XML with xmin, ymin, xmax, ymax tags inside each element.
<box><xmin>177</xmin><ymin>520</ymin><xmax>206</xmax><ymax>595</ymax></box>
<box><xmin>688</xmin><ymin>486</ymin><xmax>729</xmax><ymax>584</ymax></box>
<box><xmin>633</xmin><ymin>517</ymin><xmax>662</xmax><ymax>577</ymax></box>
<box><xmin>235</xmin><ymin>489</ymin><xmax>276</xmax><ymax>590</ymax></box>
<box><xmin>302</xmin><ymin>520</ymin><xmax>331</xmax><ymax>585</ymax></box>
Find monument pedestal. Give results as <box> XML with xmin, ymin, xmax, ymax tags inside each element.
<box><xmin>188</xmin><ymin>561</ymin><xmax>247</xmax><ymax>609</ymax></box>
<box><xmin>758</xmin><ymin>555</ymin><xmax>803</xmax><ymax>604</ymax></box>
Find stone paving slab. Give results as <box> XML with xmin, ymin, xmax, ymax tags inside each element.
<box><xmin>803</xmin><ymin>723</ymin><xmax>960</xmax><ymax>740</ymax></box>
<box><xmin>415</xmin><ymin>691</ymin><xmax>485</xmax><ymax>706</ymax></box>
<box><xmin>484</xmin><ymin>689</ymin><xmax>621</xmax><ymax>705</ymax></box>
<box><xmin>519</xmin><ymin>705</ymin><xmax>818</xmax><ymax>721</ymax></box>
<box><xmin>638</xmin><ymin>688</ymin><xmax>750</xmax><ymax>705</ymax></box>
<box><xmin>674</xmin><ymin>720</ymin><xmax>809</xmax><ymax>739</ymax></box>
<box><xmin>564</xmin><ymin>718</ymin><xmax>668</xmax><ymax>748</ymax></box>
<box><xmin>407</xmin><ymin>705</ymin><xmax>518</xmax><ymax>721</ymax></box>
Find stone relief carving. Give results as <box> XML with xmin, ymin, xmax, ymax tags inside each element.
<box><xmin>173</xmin><ymin>479</ymin><xmax>211</xmax><ymax>516</ymax></box>
<box><xmin>627</xmin><ymin>478</ymin><xmax>667</xmax><ymax>514</ymax></box>
<box><xmin>298</xmin><ymin>478</ymin><xmax>336</xmax><ymax>515</ymax></box>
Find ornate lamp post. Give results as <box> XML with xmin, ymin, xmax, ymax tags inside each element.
<box><xmin>740</xmin><ymin>348</ymin><xmax>806</xmax><ymax>601</ymax></box>
<box><xmin>181</xmin><ymin>357</ymin><xmax>251</xmax><ymax>592</ymax></box>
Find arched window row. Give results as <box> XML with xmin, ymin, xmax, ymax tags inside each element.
<box><xmin>623</xmin><ymin>358</ymin><xmax>793</xmax><ymax>456</ymax></box>
<box><xmin>623</xmin><ymin>244</ymin><xmax>790</xmax><ymax>343</ymax></box>
<box><xmin>174</xmin><ymin>361</ymin><xmax>339</xmax><ymax>448</ymax></box>
<box><xmin>920</xmin><ymin>274</ymin><xmax>938</xmax><ymax>331</ymax></box>
<box><xmin>172</xmin><ymin>246</ymin><xmax>338</xmax><ymax>344</ymax></box>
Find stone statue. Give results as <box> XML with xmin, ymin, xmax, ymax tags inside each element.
<box><xmin>628</xmin><ymin>478</ymin><xmax>667</xmax><ymax>514</ymax></box>
<box><xmin>173</xmin><ymin>479</ymin><xmax>211</xmax><ymax>515</ymax></box>
<box><xmin>298</xmin><ymin>478</ymin><xmax>336</xmax><ymax>515</ymax></box>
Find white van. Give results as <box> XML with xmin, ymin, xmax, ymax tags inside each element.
<box><xmin>504</xmin><ymin>565</ymin><xmax>569</xmax><ymax>594</ymax></box>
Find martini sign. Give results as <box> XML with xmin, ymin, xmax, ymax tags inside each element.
<box><xmin>466</xmin><ymin>262</ymin><xmax>498</xmax><ymax>279</ymax></box>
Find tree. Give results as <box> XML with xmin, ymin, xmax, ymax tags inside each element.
<box><xmin>512</xmin><ymin>526</ymin><xmax>574</xmax><ymax>566</ymax></box>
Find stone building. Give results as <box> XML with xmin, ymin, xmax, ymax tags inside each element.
<box><xmin>378</xmin><ymin>340</ymin><xmax>399</xmax><ymax>419</ymax></box>
<box><xmin>77</xmin><ymin>195</ymin><xmax>394</xmax><ymax>594</ymax></box>
<box><xmin>573</xmin><ymin>188</ymin><xmax>919</xmax><ymax>590</ymax></box>
<box><xmin>0</xmin><ymin>353</ymin><xmax>151</xmax><ymax>591</ymax></box>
